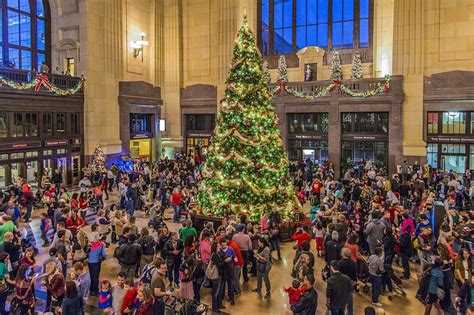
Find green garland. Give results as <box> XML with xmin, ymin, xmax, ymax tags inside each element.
<box><xmin>272</xmin><ymin>74</ymin><xmax>391</xmax><ymax>99</ymax></box>
<box><xmin>0</xmin><ymin>75</ymin><xmax>85</xmax><ymax>96</ymax></box>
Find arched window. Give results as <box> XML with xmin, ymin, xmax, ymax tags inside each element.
<box><xmin>258</xmin><ymin>0</ymin><xmax>372</xmax><ymax>58</ymax></box>
<box><xmin>1</xmin><ymin>0</ymin><xmax>50</xmax><ymax>70</ymax></box>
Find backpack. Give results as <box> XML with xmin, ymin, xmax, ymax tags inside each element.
<box><xmin>139</xmin><ymin>264</ymin><xmax>157</xmax><ymax>284</ymax></box>
<box><xmin>142</xmin><ymin>237</ymin><xmax>155</xmax><ymax>256</ymax></box>
<box><xmin>205</xmin><ymin>261</ymin><xmax>218</xmax><ymax>280</ymax></box>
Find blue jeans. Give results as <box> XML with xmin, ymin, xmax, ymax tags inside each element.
<box><xmin>271</xmin><ymin>239</ymin><xmax>281</xmax><ymax>259</ymax></box>
<box><xmin>330</xmin><ymin>307</ymin><xmax>345</xmax><ymax>315</ymax></box>
<box><xmin>153</xmin><ymin>298</ymin><xmax>165</xmax><ymax>315</ymax></box>
<box><xmin>211</xmin><ymin>277</ymin><xmax>223</xmax><ymax>310</ymax></box>
<box><xmin>88</xmin><ymin>262</ymin><xmax>101</xmax><ymax>294</ymax></box>
<box><xmin>172</xmin><ymin>205</ymin><xmax>180</xmax><ymax>223</ymax></box>
<box><xmin>168</xmin><ymin>261</ymin><xmax>180</xmax><ymax>286</ymax></box>
<box><xmin>127</xmin><ymin>199</ymin><xmax>135</xmax><ymax>216</ymax></box>
<box><xmin>370</xmin><ymin>274</ymin><xmax>382</xmax><ymax>303</ymax></box>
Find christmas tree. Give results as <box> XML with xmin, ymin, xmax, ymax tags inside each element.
<box><xmin>90</xmin><ymin>144</ymin><xmax>107</xmax><ymax>173</ymax></box>
<box><xmin>330</xmin><ymin>51</ymin><xmax>342</xmax><ymax>80</ymax></box>
<box><xmin>277</xmin><ymin>55</ymin><xmax>288</xmax><ymax>82</ymax></box>
<box><xmin>351</xmin><ymin>51</ymin><xmax>363</xmax><ymax>79</ymax></box>
<box><xmin>262</xmin><ymin>60</ymin><xmax>271</xmax><ymax>84</ymax></box>
<box><xmin>197</xmin><ymin>16</ymin><xmax>300</xmax><ymax>220</ymax></box>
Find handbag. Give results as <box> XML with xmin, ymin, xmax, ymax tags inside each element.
<box><xmin>0</xmin><ymin>279</ymin><xmax>7</xmax><ymax>292</ymax></box>
<box><xmin>436</xmin><ymin>287</ymin><xmax>445</xmax><ymax>300</ymax></box>
<box><xmin>205</xmin><ymin>262</ymin><xmax>219</xmax><ymax>280</ymax></box>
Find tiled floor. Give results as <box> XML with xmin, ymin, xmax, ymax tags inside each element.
<box><xmin>26</xmin><ymin>191</ymin><xmax>440</xmax><ymax>315</ymax></box>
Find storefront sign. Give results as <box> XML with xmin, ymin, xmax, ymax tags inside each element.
<box><xmin>0</xmin><ymin>141</ymin><xmax>42</xmax><ymax>151</ymax></box>
<box><xmin>342</xmin><ymin>134</ymin><xmax>388</xmax><ymax>141</ymax></box>
<box><xmin>427</xmin><ymin>136</ymin><xmax>474</xmax><ymax>143</ymax></box>
<box><xmin>131</xmin><ymin>133</ymin><xmax>153</xmax><ymax>139</ymax></box>
<box><xmin>45</xmin><ymin>140</ymin><xmax>69</xmax><ymax>147</ymax></box>
<box><xmin>288</xmin><ymin>134</ymin><xmax>327</xmax><ymax>140</ymax></box>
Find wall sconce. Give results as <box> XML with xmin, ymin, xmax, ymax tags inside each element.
<box><xmin>131</xmin><ymin>32</ymin><xmax>149</xmax><ymax>62</ymax></box>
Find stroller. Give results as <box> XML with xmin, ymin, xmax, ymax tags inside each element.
<box><xmin>165</xmin><ymin>296</ymin><xmax>208</xmax><ymax>315</ymax></box>
<box><xmin>356</xmin><ymin>257</ymin><xmax>370</xmax><ymax>293</ymax></box>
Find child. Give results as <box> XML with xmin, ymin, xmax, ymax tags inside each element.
<box><xmin>121</xmin><ymin>280</ymin><xmax>137</xmax><ymax>314</ymax></box>
<box><xmin>40</xmin><ymin>212</ymin><xmax>50</xmax><ymax>247</ymax></box>
<box><xmin>284</xmin><ymin>279</ymin><xmax>306</xmax><ymax>305</ymax></box>
<box><xmin>313</xmin><ymin>220</ymin><xmax>325</xmax><ymax>257</ymax></box>
<box><xmin>98</xmin><ymin>279</ymin><xmax>113</xmax><ymax>313</ymax></box>
<box><xmin>179</xmin><ymin>262</ymin><xmax>194</xmax><ymax>300</ymax></box>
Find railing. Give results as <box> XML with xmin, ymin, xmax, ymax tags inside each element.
<box><xmin>322</xmin><ymin>48</ymin><xmax>373</xmax><ymax>65</ymax></box>
<box><xmin>0</xmin><ymin>67</ymin><xmax>83</xmax><ymax>90</ymax></box>
<box><xmin>269</xmin><ymin>75</ymin><xmax>403</xmax><ymax>96</ymax></box>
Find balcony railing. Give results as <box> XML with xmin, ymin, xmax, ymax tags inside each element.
<box><xmin>0</xmin><ymin>67</ymin><xmax>83</xmax><ymax>90</ymax></box>
<box><xmin>269</xmin><ymin>75</ymin><xmax>403</xmax><ymax>97</ymax></box>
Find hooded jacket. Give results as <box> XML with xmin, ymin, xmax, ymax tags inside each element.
<box><xmin>364</xmin><ymin>219</ymin><xmax>385</xmax><ymax>245</ymax></box>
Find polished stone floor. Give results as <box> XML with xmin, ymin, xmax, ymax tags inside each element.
<box><xmin>24</xmin><ymin>191</ymin><xmax>443</xmax><ymax>315</ymax></box>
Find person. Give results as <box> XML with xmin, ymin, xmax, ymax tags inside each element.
<box><xmin>0</xmin><ymin>215</ymin><xmax>16</xmax><ymax>245</ymax></box>
<box><xmin>137</xmin><ymin>227</ymin><xmax>156</xmax><ymax>273</ymax></box>
<box><xmin>179</xmin><ymin>220</ymin><xmax>197</xmax><ymax>241</ymax></box>
<box><xmin>290</xmin><ymin>273</ymin><xmax>318</xmax><ymax>315</ymax></box>
<box><xmin>219</xmin><ymin>237</ymin><xmax>237</xmax><ymax>305</ymax></box>
<box><xmin>232</xmin><ymin>224</ymin><xmax>252</xmax><ymax>282</ymax></box>
<box><xmin>284</xmin><ymin>279</ymin><xmax>305</xmax><ymax>306</ymax></box>
<box><xmin>98</xmin><ymin>279</ymin><xmax>113</xmax><ymax>312</ymax></box>
<box><xmin>454</xmin><ymin>247</ymin><xmax>472</xmax><ymax>289</ymax></box>
<box><xmin>368</xmin><ymin>246</ymin><xmax>384</xmax><ymax>307</ymax></box>
<box><xmin>112</xmin><ymin>272</ymin><xmax>127</xmax><ymax>315</ymax></box>
<box><xmin>171</xmin><ymin>188</ymin><xmax>182</xmax><ymax>223</ymax></box>
<box><xmin>179</xmin><ymin>259</ymin><xmax>194</xmax><ymax>300</ymax></box>
<box><xmin>19</xmin><ymin>247</ymin><xmax>36</xmax><ymax>267</ymax></box>
<box><xmin>116</xmin><ymin>233</ymin><xmax>142</xmax><ymax>281</ymax></box>
<box><xmin>43</xmin><ymin>262</ymin><xmax>65</xmax><ymax>312</ymax></box>
<box><xmin>60</xmin><ymin>280</ymin><xmax>84</xmax><ymax>315</ymax></box>
<box><xmin>163</xmin><ymin>232</ymin><xmax>183</xmax><ymax>288</ymax></box>
<box><xmin>151</xmin><ymin>258</ymin><xmax>171</xmax><ymax>314</ymax></box>
<box><xmin>364</xmin><ymin>212</ymin><xmax>386</xmax><ymax>254</ymax></box>
<box><xmin>11</xmin><ymin>264</ymin><xmax>35</xmax><ymax>314</ymax></box>
<box><xmin>399</xmin><ymin>225</ymin><xmax>414</xmax><ymax>280</ymax></box>
<box><xmin>227</xmin><ymin>232</ymin><xmax>243</xmax><ymax>296</ymax></box>
<box><xmin>327</xmin><ymin>260</ymin><xmax>353</xmax><ymax>315</ymax></box>
<box><xmin>252</xmin><ymin>236</ymin><xmax>272</xmax><ymax>298</ymax></box>
<box><xmin>208</xmin><ymin>242</ymin><xmax>224</xmax><ymax>312</ymax></box>
<box><xmin>291</xmin><ymin>227</ymin><xmax>312</xmax><ymax>251</ymax></box>
<box><xmin>424</xmin><ymin>257</ymin><xmax>444</xmax><ymax>315</ymax></box>
<box><xmin>40</xmin><ymin>212</ymin><xmax>51</xmax><ymax>247</ymax></box>
<box><xmin>199</xmin><ymin>231</ymin><xmax>212</xmax><ymax>287</ymax></box>
<box><xmin>0</xmin><ymin>253</ymin><xmax>11</xmax><ymax>314</ymax></box>
<box><xmin>269</xmin><ymin>221</ymin><xmax>282</xmax><ymax>260</ymax></box>
<box><xmin>88</xmin><ymin>233</ymin><xmax>107</xmax><ymax>296</ymax></box>
<box><xmin>325</xmin><ymin>231</ymin><xmax>341</xmax><ymax>265</ymax></box>
<box><xmin>121</xmin><ymin>280</ymin><xmax>138</xmax><ymax>314</ymax></box>
<box><xmin>72</xmin><ymin>262</ymin><xmax>91</xmax><ymax>304</ymax></box>
<box><xmin>40</xmin><ymin>60</ymin><xmax>50</xmax><ymax>73</ymax></box>
<box><xmin>135</xmin><ymin>284</ymin><xmax>154</xmax><ymax>315</ymax></box>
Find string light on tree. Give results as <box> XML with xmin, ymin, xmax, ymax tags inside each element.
<box><xmin>330</xmin><ymin>51</ymin><xmax>342</xmax><ymax>80</ymax></box>
<box><xmin>197</xmin><ymin>15</ymin><xmax>301</xmax><ymax>221</ymax></box>
<box><xmin>351</xmin><ymin>50</ymin><xmax>363</xmax><ymax>79</ymax></box>
<box><xmin>277</xmin><ymin>55</ymin><xmax>288</xmax><ymax>83</ymax></box>
<box><xmin>262</xmin><ymin>60</ymin><xmax>271</xmax><ymax>84</ymax></box>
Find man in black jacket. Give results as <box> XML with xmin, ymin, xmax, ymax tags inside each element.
<box><xmin>116</xmin><ymin>233</ymin><xmax>142</xmax><ymax>281</ymax></box>
<box><xmin>163</xmin><ymin>232</ymin><xmax>184</xmax><ymax>287</ymax></box>
<box><xmin>327</xmin><ymin>260</ymin><xmax>353</xmax><ymax>315</ymax></box>
<box><xmin>338</xmin><ymin>248</ymin><xmax>357</xmax><ymax>314</ymax></box>
<box><xmin>290</xmin><ymin>273</ymin><xmax>317</xmax><ymax>315</ymax></box>
<box><xmin>325</xmin><ymin>231</ymin><xmax>341</xmax><ymax>265</ymax></box>
<box><xmin>399</xmin><ymin>226</ymin><xmax>413</xmax><ymax>280</ymax></box>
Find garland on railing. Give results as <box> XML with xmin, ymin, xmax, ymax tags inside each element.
<box><xmin>271</xmin><ymin>74</ymin><xmax>391</xmax><ymax>99</ymax></box>
<box><xmin>0</xmin><ymin>74</ymin><xmax>85</xmax><ymax>96</ymax></box>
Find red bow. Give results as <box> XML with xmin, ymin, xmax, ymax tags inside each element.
<box><xmin>384</xmin><ymin>83</ymin><xmax>390</xmax><ymax>94</ymax></box>
<box><xmin>276</xmin><ymin>80</ymin><xmax>287</xmax><ymax>95</ymax></box>
<box><xmin>331</xmin><ymin>80</ymin><xmax>343</xmax><ymax>94</ymax></box>
<box><xmin>34</xmin><ymin>74</ymin><xmax>52</xmax><ymax>91</ymax></box>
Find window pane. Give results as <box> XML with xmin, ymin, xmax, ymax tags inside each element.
<box><xmin>471</xmin><ymin>112</ymin><xmax>474</xmax><ymax>134</ymax></box>
<box><xmin>8</xmin><ymin>48</ymin><xmax>19</xmax><ymax>67</ymax></box>
<box><xmin>7</xmin><ymin>0</ymin><xmax>18</xmax><ymax>9</ymax></box>
<box><xmin>471</xmin><ymin>146</ymin><xmax>474</xmax><ymax>169</ymax></box>
<box><xmin>442</xmin><ymin>112</ymin><xmax>466</xmax><ymax>134</ymax></box>
<box><xmin>0</xmin><ymin>113</ymin><xmax>7</xmax><ymax>138</ymax></box>
<box><xmin>20</xmin><ymin>49</ymin><xmax>31</xmax><ymax>70</ymax></box>
<box><xmin>296</xmin><ymin>0</ymin><xmax>307</xmax><ymax>26</ymax></box>
<box><xmin>37</xmin><ymin>0</ymin><xmax>44</xmax><ymax>17</ymax></box>
<box><xmin>262</xmin><ymin>30</ymin><xmax>269</xmax><ymax>55</ymax></box>
<box><xmin>333</xmin><ymin>0</ymin><xmax>342</xmax><ymax>22</ymax></box>
<box><xmin>8</xmin><ymin>10</ymin><xmax>20</xmax><ymax>45</ymax></box>
<box><xmin>307</xmin><ymin>0</ymin><xmax>317</xmax><ymax>25</ymax></box>
<box><xmin>343</xmin><ymin>0</ymin><xmax>353</xmax><ymax>20</ymax></box>
<box><xmin>11</xmin><ymin>112</ymin><xmax>23</xmax><ymax>137</ymax></box>
<box><xmin>43</xmin><ymin>112</ymin><xmax>52</xmax><ymax>135</ymax></box>
<box><xmin>360</xmin><ymin>0</ymin><xmax>369</xmax><ymax>18</ymax></box>
<box><xmin>37</xmin><ymin>19</ymin><xmax>45</xmax><ymax>50</ymax></box>
<box><xmin>20</xmin><ymin>14</ymin><xmax>30</xmax><ymax>47</ymax></box>
<box><xmin>19</xmin><ymin>0</ymin><xmax>29</xmax><ymax>12</ymax></box>
<box><xmin>296</xmin><ymin>26</ymin><xmax>306</xmax><ymax>50</ymax></box>
<box><xmin>0</xmin><ymin>12</ymin><xmax>3</xmax><ymax>43</ymax></box>
<box><xmin>56</xmin><ymin>113</ymin><xmax>65</xmax><ymax>135</ymax></box>
<box><xmin>283</xmin><ymin>28</ymin><xmax>292</xmax><ymax>53</ymax></box>
<box><xmin>306</xmin><ymin>25</ymin><xmax>317</xmax><ymax>46</ymax></box>
<box><xmin>37</xmin><ymin>53</ymin><xmax>45</xmax><ymax>70</ymax></box>
<box><xmin>427</xmin><ymin>112</ymin><xmax>438</xmax><ymax>134</ymax></box>
<box><xmin>274</xmin><ymin>0</ymin><xmax>283</xmax><ymax>28</ymax></box>
<box><xmin>343</xmin><ymin>21</ymin><xmax>353</xmax><ymax>48</ymax></box>
<box><xmin>332</xmin><ymin>22</ymin><xmax>342</xmax><ymax>47</ymax></box>
<box><xmin>317</xmin><ymin>23</ymin><xmax>328</xmax><ymax>47</ymax></box>
<box><xmin>318</xmin><ymin>0</ymin><xmax>328</xmax><ymax>23</ymax></box>
<box><xmin>283</xmin><ymin>0</ymin><xmax>292</xmax><ymax>27</ymax></box>
<box><xmin>360</xmin><ymin>18</ymin><xmax>369</xmax><ymax>48</ymax></box>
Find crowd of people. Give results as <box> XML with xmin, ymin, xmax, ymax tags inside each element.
<box><xmin>0</xmin><ymin>152</ymin><xmax>473</xmax><ymax>315</ymax></box>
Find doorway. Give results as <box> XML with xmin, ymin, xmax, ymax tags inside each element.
<box><xmin>57</xmin><ymin>157</ymin><xmax>67</xmax><ymax>186</ymax></box>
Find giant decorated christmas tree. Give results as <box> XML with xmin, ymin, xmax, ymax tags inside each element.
<box><xmin>197</xmin><ymin>16</ymin><xmax>300</xmax><ymax>220</ymax></box>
